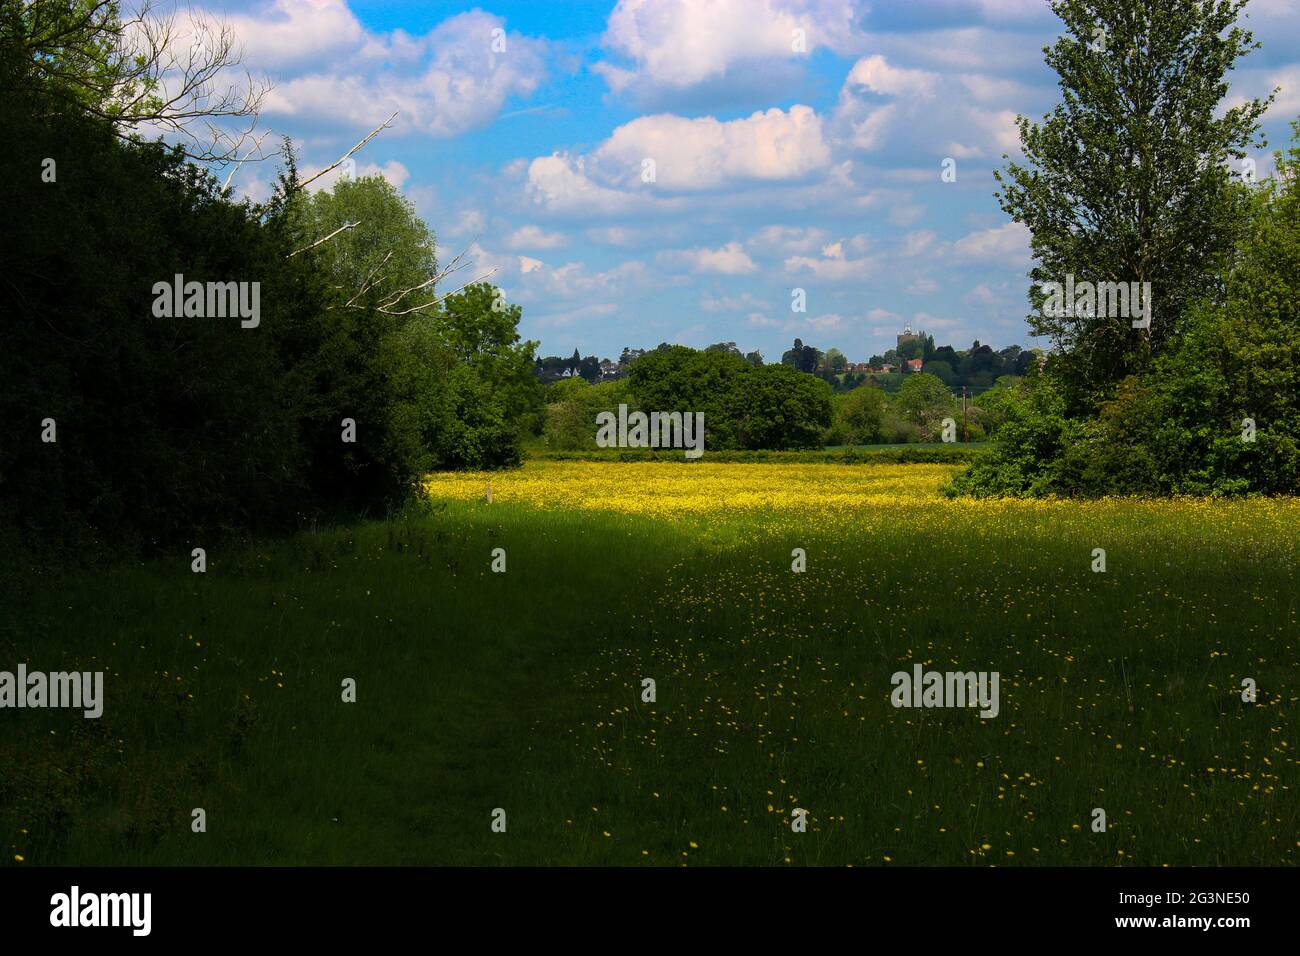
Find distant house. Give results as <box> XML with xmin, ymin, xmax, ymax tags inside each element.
<box><xmin>880</xmin><ymin>363</ymin><xmax>896</xmax><ymax>373</ymax></box>
<box><xmin>906</xmin><ymin>358</ymin><xmax>924</xmax><ymax>372</ymax></box>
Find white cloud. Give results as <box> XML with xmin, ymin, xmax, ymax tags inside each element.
<box><xmin>949</xmin><ymin>222</ymin><xmax>1031</xmax><ymax>264</ymax></box>
<box><xmin>594</xmin><ymin>106</ymin><xmax>832</xmax><ymax>190</ymax></box>
<box><xmin>844</xmin><ymin>55</ymin><xmax>939</xmax><ymax>99</ymax></box>
<box><xmin>259</xmin><ymin>11</ymin><xmax>547</xmax><ymax>139</ymax></box>
<box><xmin>784</xmin><ymin>254</ymin><xmax>874</xmax><ymax>280</ymax></box>
<box><xmin>1270</xmin><ymin>65</ymin><xmax>1300</xmax><ymax>117</ymax></box>
<box><xmin>660</xmin><ymin>242</ymin><xmax>758</xmax><ymax>275</ymax></box>
<box><xmin>807</xmin><ymin>312</ymin><xmax>847</xmax><ymax>330</ymax></box>
<box><xmin>595</xmin><ymin>0</ymin><xmax>863</xmax><ymax>98</ymax></box>
<box><xmin>902</xmin><ymin>230</ymin><xmax>937</xmax><ymax>257</ymax></box>
<box><xmin>224</xmin><ymin>0</ymin><xmax>365</xmax><ymax>70</ymax></box>
<box><xmin>702</xmin><ymin>291</ymin><xmax>767</xmax><ymax>312</ymax></box>
<box><xmin>525</xmin><ymin>153</ymin><xmax>660</xmax><ymax>215</ymax></box>
<box><xmin>745</xmin><ymin>225</ymin><xmax>830</xmax><ymax>255</ymax></box>
<box><xmin>506</xmin><ymin>225</ymin><xmax>569</xmax><ymax>250</ymax></box>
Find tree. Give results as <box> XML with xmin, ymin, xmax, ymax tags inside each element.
<box><xmin>0</xmin><ymin>47</ymin><xmax>317</xmax><ymax>549</ymax></box>
<box><xmin>734</xmin><ymin>364</ymin><xmax>833</xmax><ymax>450</ymax></box>
<box><xmin>824</xmin><ymin>347</ymin><xmax>848</xmax><ymax>374</ymax></box>
<box><xmin>894</xmin><ymin>373</ymin><xmax>956</xmax><ymax>439</ymax></box>
<box><xmin>835</xmin><ymin>385</ymin><xmax>889</xmax><ymax>445</ymax></box>
<box><xmin>705</xmin><ymin>341</ymin><xmax>742</xmax><ymax>357</ymax></box>
<box><xmin>628</xmin><ymin>345</ymin><xmax>831</xmax><ymax>450</ymax></box>
<box><xmin>292</xmin><ymin>174</ymin><xmax>537</xmax><ymax>491</ymax></box>
<box><xmin>897</xmin><ymin>338</ymin><xmax>924</xmax><ymax>361</ymax></box>
<box><xmin>6</xmin><ymin>0</ymin><xmax>269</xmax><ymax>163</ymax></box>
<box><xmin>997</xmin><ymin>0</ymin><xmax>1273</xmax><ymax>413</ymax></box>
<box><xmin>924</xmin><ymin>360</ymin><xmax>955</xmax><ymax>385</ymax></box>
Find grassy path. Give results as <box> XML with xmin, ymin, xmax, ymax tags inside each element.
<box><xmin>4</xmin><ymin>462</ymin><xmax>1298</xmax><ymax>865</ymax></box>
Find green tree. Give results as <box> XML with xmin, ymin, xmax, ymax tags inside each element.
<box><xmin>734</xmin><ymin>364</ymin><xmax>833</xmax><ymax>450</ymax></box>
<box><xmin>836</xmin><ymin>385</ymin><xmax>889</xmax><ymax>445</ymax></box>
<box><xmin>292</xmin><ymin>178</ymin><xmax>538</xmax><ymax>491</ymax></box>
<box><xmin>894</xmin><ymin>373</ymin><xmax>956</xmax><ymax>440</ymax></box>
<box><xmin>924</xmin><ymin>360</ymin><xmax>954</xmax><ymax>385</ymax></box>
<box><xmin>5</xmin><ymin>0</ymin><xmax>267</xmax><ymax>162</ymax></box>
<box><xmin>998</xmin><ymin>0</ymin><xmax>1273</xmax><ymax>412</ymax></box>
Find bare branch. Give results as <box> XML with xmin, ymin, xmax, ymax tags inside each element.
<box><xmin>297</xmin><ymin>111</ymin><xmax>399</xmax><ymax>192</ymax></box>
<box><xmin>345</xmin><ymin>251</ymin><xmax>394</xmax><ymax>307</ymax></box>
<box><xmin>377</xmin><ymin>270</ymin><xmax>497</xmax><ymax>316</ymax></box>
<box><xmin>287</xmin><ymin>221</ymin><xmax>360</xmax><ymax>259</ymax></box>
<box><xmin>222</xmin><ymin>130</ymin><xmax>272</xmax><ymax>189</ymax></box>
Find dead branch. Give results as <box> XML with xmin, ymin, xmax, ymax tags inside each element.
<box><xmin>286</xmin><ymin>221</ymin><xmax>360</xmax><ymax>259</ymax></box>
<box><xmin>297</xmin><ymin>111</ymin><xmax>399</xmax><ymax>192</ymax></box>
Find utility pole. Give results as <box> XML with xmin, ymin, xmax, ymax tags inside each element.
<box><xmin>962</xmin><ymin>386</ymin><xmax>968</xmax><ymax>444</ymax></box>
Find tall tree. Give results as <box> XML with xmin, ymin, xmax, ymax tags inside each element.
<box><xmin>997</xmin><ymin>0</ymin><xmax>1273</xmax><ymax>412</ymax></box>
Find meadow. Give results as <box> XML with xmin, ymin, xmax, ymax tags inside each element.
<box><xmin>3</xmin><ymin>460</ymin><xmax>1297</xmax><ymax>866</ymax></box>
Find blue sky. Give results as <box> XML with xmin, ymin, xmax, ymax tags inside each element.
<box><xmin>194</xmin><ymin>0</ymin><xmax>1300</xmax><ymax>362</ymax></box>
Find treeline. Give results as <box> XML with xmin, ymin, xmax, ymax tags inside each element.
<box><xmin>543</xmin><ymin>347</ymin><xmax>831</xmax><ymax>451</ymax></box>
<box><xmin>783</xmin><ymin>337</ymin><xmax>1039</xmax><ymax>392</ymax></box>
<box><xmin>541</xmin><ymin>348</ymin><xmax>1017</xmax><ymax>451</ymax></box>
<box><xmin>0</xmin><ymin>6</ymin><xmax>540</xmax><ymax>560</ymax></box>
<box><xmin>536</xmin><ymin>337</ymin><xmax>1037</xmax><ymax>392</ymax></box>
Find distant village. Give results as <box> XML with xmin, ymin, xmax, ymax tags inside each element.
<box><xmin>534</xmin><ymin>325</ymin><xmax>1044</xmax><ymax>392</ymax></box>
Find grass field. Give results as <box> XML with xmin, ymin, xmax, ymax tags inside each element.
<box><xmin>3</xmin><ymin>460</ymin><xmax>1298</xmax><ymax>866</ymax></box>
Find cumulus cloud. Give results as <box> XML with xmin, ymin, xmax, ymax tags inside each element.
<box><xmin>949</xmin><ymin>222</ymin><xmax>1031</xmax><ymax>264</ymax></box>
<box><xmin>506</xmin><ymin>225</ymin><xmax>569</xmax><ymax>250</ymax></box>
<box><xmin>659</xmin><ymin>242</ymin><xmax>758</xmax><ymax>275</ymax></box>
<box><xmin>525</xmin><ymin>153</ymin><xmax>663</xmax><ymax>216</ymax></box>
<box><xmin>593</xmin><ymin>106</ymin><xmax>832</xmax><ymax>190</ymax></box>
<box><xmin>785</xmin><ymin>254</ymin><xmax>874</xmax><ymax>280</ymax></box>
<box><xmin>832</xmin><ymin>52</ymin><xmax>1030</xmax><ymax>160</ymax></box>
<box><xmin>844</xmin><ymin>55</ymin><xmax>939</xmax><ymax>98</ymax></box>
<box><xmin>595</xmin><ymin>0</ymin><xmax>864</xmax><ymax>101</ymax></box>
<box><xmin>256</xmin><ymin>10</ymin><xmax>547</xmax><ymax>139</ymax></box>
<box><xmin>745</xmin><ymin>225</ymin><xmax>830</xmax><ymax>255</ymax></box>
<box><xmin>219</xmin><ymin>0</ymin><xmax>365</xmax><ymax>71</ymax></box>
<box><xmin>522</xmin><ymin>105</ymin><xmax>832</xmax><ymax>215</ymax></box>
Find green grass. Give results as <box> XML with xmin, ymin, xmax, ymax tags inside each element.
<box><xmin>2</xmin><ymin>469</ymin><xmax>1297</xmax><ymax>866</ymax></box>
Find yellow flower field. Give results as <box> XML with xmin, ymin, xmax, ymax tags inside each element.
<box><xmin>424</xmin><ymin>459</ymin><xmax>1300</xmax><ymax>548</ymax></box>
